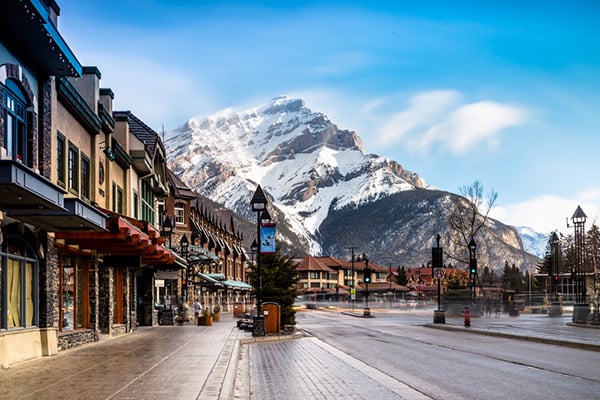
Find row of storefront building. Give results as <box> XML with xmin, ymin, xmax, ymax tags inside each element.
<box><xmin>0</xmin><ymin>0</ymin><xmax>253</xmax><ymax>368</ymax></box>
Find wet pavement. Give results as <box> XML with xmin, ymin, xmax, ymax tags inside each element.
<box><xmin>0</xmin><ymin>313</ymin><xmax>247</xmax><ymax>400</ymax></box>
<box><xmin>1</xmin><ymin>309</ymin><xmax>598</xmax><ymax>399</ymax></box>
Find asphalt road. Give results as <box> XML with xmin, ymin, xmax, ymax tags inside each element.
<box><xmin>294</xmin><ymin>308</ymin><xmax>600</xmax><ymax>400</ymax></box>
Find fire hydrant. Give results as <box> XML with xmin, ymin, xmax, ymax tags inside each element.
<box><xmin>464</xmin><ymin>306</ymin><xmax>471</xmax><ymax>327</ymax></box>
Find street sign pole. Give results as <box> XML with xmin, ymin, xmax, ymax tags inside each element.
<box><xmin>432</xmin><ymin>234</ymin><xmax>446</xmax><ymax>324</ymax></box>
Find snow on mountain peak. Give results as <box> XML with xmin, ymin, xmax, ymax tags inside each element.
<box><xmin>165</xmin><ymin>96</ymin><xmax>430</xmax><ymax>254</ymax></box>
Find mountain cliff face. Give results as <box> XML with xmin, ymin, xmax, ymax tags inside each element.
<box><xmin>165</xmin><ymin>96</ymin><xmax>539</xmax><ymax>271</ymax></box>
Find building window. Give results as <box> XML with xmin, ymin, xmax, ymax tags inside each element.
<box><xmin>174</xmin><ymin>203</ymin><xmax>185</xmax><ymax>225</ymax></box>
<box><xmin>133</xmin><ymin>192</ymin><xmax>139</xmax><ymax>219</ymax></box>
<box><xmin>56</xmin><ymin>132</ymin><xmax>66</xmax><ymax>187</ymax></box>
<box><xmin>59</xmin><ymin>257</ymin><xmax>89</xmax><ymax>331</ymax></box>
<box><xmin>117</xmin><ymin>186</ymin><xmax>123</xmax><ymax>214</ymax></box>
<box><xmin>141</xmin><ymin>179</ymin><xmax>155</xmax><ymax>225</ymax></box>
<box><xmin>310</xmin><ymin>271</ymin><xmax>320</xmax><ymax>279</ymax></box>
<box><xmin>81</xmin><ymin>154</ymin><xmax>90</xmax><ymax>200</ymax></box>
<box><xmin>2</xmin><ymin>81</ymin><xmax>28</xmax><ymax>164</ymax></box>
<box><xmin>67</xmin><ymin>142</ymin><xmax>79</xmax><ymax>194</ymax></box>
<box><xmin>1</xmin><ymin>235</ymin><xmax>38</xmax><ymax>329</ymax></box>
<box><xmin>112</xmin><ymin>182</ymin><xmax>123</xmax><ymax>214</ymax></box>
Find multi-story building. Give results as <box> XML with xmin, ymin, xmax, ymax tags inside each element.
<box><xmin>161</xmin><ymin>169</ymin><xmax>251</xmax><ymax>313</ymax></box>
<box><xmin>0</xmin><ymin>0</ymin><xmax>177</xmax><ymax>367</ymax></box>
<box><xmin>1</xmin><ymin>0</ymin><xmax>99</xmax><ymax>367</ymax></box>
<box><xmin>295</xmin><ymin>255</ymin><xmax>407</xmax><ymax>302</ymax></box>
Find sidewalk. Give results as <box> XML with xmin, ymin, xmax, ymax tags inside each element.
<box><xmin>0</xmin><ymin>313</ymin><xmax>248</xmax><ymax>400</ymax></box>
<box><xmin>425</xmin><ymin>312</ymin><xmax>600</xmax><ymax>351</ymax></box>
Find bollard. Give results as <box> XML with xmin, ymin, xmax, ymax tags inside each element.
<box><xmin>464</xmin><ymin>306</ymin><xmax>471</xmax><ymax>327</ymax></box>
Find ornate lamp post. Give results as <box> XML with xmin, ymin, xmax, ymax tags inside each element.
<box><xmin>250</xmin><ymin>185</ymin><xmax>268</xmax><ymax>336</ymax></box>
<box><xmin>432</xmin><ymin>234</ymin><xmax>445</xmax><ymax>324</ymax></box>
<box><xmin>180</xmin><ymin>234</ymin><xmax>189</xmax><ymax>302</ymax></box>
<box><xmin>357</xmin><ymin>253</ymin><xmax>371</xmax><ymax>317</ymax></box>
<box><xmin>348</xmin><ymin>246</ymin><xmax>357</xmax><ymax>311</ymax></box>
<box><xmin>548</xmin><ymin>232</ymin><xmax>562</xmax><ymax>317</ymax></box>
<box><xmin>468</xmin><ymin>238</ymin><xmax>477</xmax><ymax>301</ymax></box>
<box><xmin>571</xmin><ymin>206</ymin><xmax>589</xmax><ymax>324</ymax></box>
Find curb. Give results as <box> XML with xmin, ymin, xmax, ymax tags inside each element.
<box><xmin>239</xmin><ymin>330</ymin><xmax>307</xmax><ymax>345</ymax></box>
<box><xmin>424</xmin><ymin>323</ymin><xmax>600</xmax><ymax>352</ymax></box>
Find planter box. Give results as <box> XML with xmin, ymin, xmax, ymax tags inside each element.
<box><xmin>197</xmin><ymin>316</ymin><xmax>213</xmax><ymax>326</ymax></box>
<box><xmin>213</xmin><ymin>312</ymin><xmax>220</xmax><ymax>322</ymax></box>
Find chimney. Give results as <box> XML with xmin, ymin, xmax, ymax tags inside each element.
<box><xmin>69</xmin><ymin>66</ymin><xmax>101</xmax><ymax>114</ymax></box>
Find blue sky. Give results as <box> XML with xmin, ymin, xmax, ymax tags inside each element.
<box><xmin>58</xmin><ymin>0</ymin><xmax>600</xmax><ymax>235</ymax></box>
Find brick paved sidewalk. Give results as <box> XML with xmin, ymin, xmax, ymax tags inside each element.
<box><xmin>233</xmin><ymin>335</ymin><xmax>431</xmax><ymax>400</ymax></box>
<box><xmin>0</xmin><ymin>314</ymin><xmax>244</xmax><ymax>400</ymax></box>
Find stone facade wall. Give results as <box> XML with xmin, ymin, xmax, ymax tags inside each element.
<box><xmin>124</xmin><ymin>270</ymin><xmax>132</xmax><ymax>332</ymax></box>
<box><xmin>89</xmin><ymin>257</ymin><xmax>100</xmax><ymax>332</ymax></box>
<box><xmin>39</xmin><ymin>78</ymin><xmax>52</xmax><ymax>178</ymax></box>
<box><xmin>39</xmin><ymin>234</ymin><xmax>58</xmax><ymax>329</ymax></box>
<box><xmin>98</xmin><ymin>267</ymin><xmax>113</xmax><ymax>334</ymax></box>
<box><xmin>57</xmin><ymin>329</ymin><xmax>98</xmax><ymax>351</ymax></box>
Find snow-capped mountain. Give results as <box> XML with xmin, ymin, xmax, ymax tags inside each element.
<box><xmin>166</xmin><ymin>96</ymin><xmax>428</xmax><ymax>254</ymax></box>
<box><xmin>165</xmin><ymin>96</ymin><xmax>539</xmax><ymax>270</ymax></box>
<box><xmin>516</xmin><ymin>226</ymin><xmax>549</xmax><ymax>258</ymax></box>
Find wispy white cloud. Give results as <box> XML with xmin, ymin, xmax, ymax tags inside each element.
<box><xmin>379</xmin><ymin>90</ymin><xmax>460</xmax><ymax>145</ymax></box>
<box><xmin>491</xmin><ymin>191</ymin><xmax>600</xmax><ymax>234</ymax></box>
<box><xmin>376</xmin><ymin>91</ymin><xmax>528</xmax><ymax>154</ymax></box>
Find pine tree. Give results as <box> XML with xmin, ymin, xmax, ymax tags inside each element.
<box><xmin>396</xmin><ymin>266</ymin><xmax>408</xmax><ymax>286</ymax></box>
<box><xmin>248</xmin><ymin>249</ymin><xmax>299</xmax><ymax>326</ymax></box>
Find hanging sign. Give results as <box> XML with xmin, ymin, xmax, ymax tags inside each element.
<box><xmin>260</xmin><ymin>223</ymin><xmax>276</xmax><ymax>254</ymax></box>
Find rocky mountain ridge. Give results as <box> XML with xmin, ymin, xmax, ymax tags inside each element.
<box><xmin>165</xmin><ymin>96</ymin><xmax>540</xmax><ymax>271</ymax></box>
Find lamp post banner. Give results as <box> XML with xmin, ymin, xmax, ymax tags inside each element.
<box><xmin>260</xmin><ymin>223</ymin><xmax>276</xmax><ymax>254</ymax></box>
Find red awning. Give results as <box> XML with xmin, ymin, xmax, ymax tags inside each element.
<box><xmin>56</xmin><ymin>213</ymin><xmax>174</xmax><ymax>265</ymax></box>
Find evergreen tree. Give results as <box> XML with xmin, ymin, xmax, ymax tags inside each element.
<box><xmin>248</xmin><ymin>249</ymin><xmax>299</xmax><ymax>326</ymax></box>
<box><xmin>586</xmin><ymin>224</ymin><xmax>600</xmax><ymax>277</ymax></box>
<box><xmin>396</xmin><ymin>266</ymin><xmax>408</xmax><ymax>286</ymax></box>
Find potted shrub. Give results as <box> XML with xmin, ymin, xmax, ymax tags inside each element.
<box><xmin>197</xmin><ymin>308</ymin><xmax>213</xmax><ymax>326</ymax></box>
<box><xmin>213</xmin><ymin>304</ymin><xmax>221</xmax><ymax>322</ymax></box>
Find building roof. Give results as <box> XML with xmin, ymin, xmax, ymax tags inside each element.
<box><xmin>113</xmin><ymin>110</ymin><xmax>164</xmax><ymax>156</ymax></box>
<box><xmin>167</xmin><ymin>169</ymin><xmax>196</xmax><ymax>199</ymax></box>
<box><xmin>295</xmin><ymin>256</ymin><xmax>336</xmax><ymax>273</ymax></box>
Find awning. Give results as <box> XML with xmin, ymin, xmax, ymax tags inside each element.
<box><xmin>1</xmin><ymin>160</ymin><xmax>106</xmax><ymax>232</ymax></box>
<box><xmin>223</xmin><ymin>279</ymin><xmax>253</xmax><ymax>291</ymax></box>
<box><xmin>7</xmin><ymin>197</ymin><xmax>107</xmax><ymax>232</ymax></box>
<box><xmin>200</xmin><ymin>273</ymin><xmax>252</xmax><ymax>291</ymax></box>
<box><xmin>198</xmin><ymin>272</ymin><xmax>224</xmax><ymax>287</ymax></box>
<box><xmin>56</xmin><ymin>213</ymin><xmax>174</xmax><ymax>265</ymax></box>
<box><xmin>0</xmin><ymin>160</ymin><xmax>65</xmax><ymax>211</ymax></box>
<box><xmin>186</xmin><ymin>244</ymin><xmax>220</xmax><ymax>262</ymax></box>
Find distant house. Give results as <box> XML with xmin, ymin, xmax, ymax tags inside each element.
<box><xmin>294</xmin><ymin>255</ymin><xmax>409</xmax><ymax>302</ymax></box>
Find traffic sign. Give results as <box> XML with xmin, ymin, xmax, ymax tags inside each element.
<box><xmin>433</xmin><ymin>268</ymin><xmax>445</xmax><ymax>279</ymax></box>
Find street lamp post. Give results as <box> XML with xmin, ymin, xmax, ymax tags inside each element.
<box><xmin>571</xmin><ymin>206</ymin><xmax>589</xmax><ymax>324</ymax></box>
<box><xmin>548</xmin><ymin>232</ymin><xmax>562</xmax><ymax>317</ymax></box>
<box><xmin>432</xmin><ymin>234</ymin><xmax>445</xmax><ymax>324</ymax></box>
<box><xmin>250</xmin><ymin>185</ymin><xmax>268</xmax><ymax>336</ymax></box>
<box><xmin>250</xmin><ymin>239</ymin><xmax>258</xmax><ymax>313</ymax></box>
<box><xmin>348</xmin><ymin>246</ymin><xmax>357</xmax><ymax>311</ymax></box>
<box><xmin>357</xmin><ymin>253</ymin><xmax>371</xmax><ymax>317</ymax></box>
<box><xmin>468</xmin><ymin>238</ymin><xmax>477</xmax><ymax>301</ymax></box>
<box><xmin>180</xmin><ymin>234</ymin><xmax>189</xmax><ymax>302</ymax></box>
